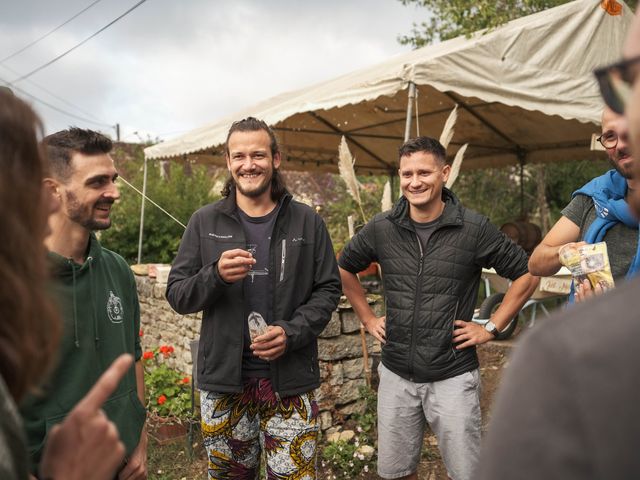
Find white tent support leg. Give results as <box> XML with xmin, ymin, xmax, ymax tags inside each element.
<box><xmin>518</xmin><ymin>151</ymin><xmax>526</xmax><ymax>219</ymax></box>
<box><xmin>137</xmin><ymin>155</ymin><xmax>148</xmax><ymax>265</ymax></box>
<box><xmin>403</xmin><ymin>82</ymin><xmax>416</xmax><ymax>143</ymax></box>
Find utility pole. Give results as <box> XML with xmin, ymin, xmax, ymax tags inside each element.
<box><xmin>115</xmin><ymin>123</ymin><xmax>120</xmax><ymax>141</ymax></box>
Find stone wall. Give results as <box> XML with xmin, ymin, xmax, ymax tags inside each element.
<box><xmin>135</xmin><ymin>272</ymin><xmax>382</xmax><ymax>430</ymax></box>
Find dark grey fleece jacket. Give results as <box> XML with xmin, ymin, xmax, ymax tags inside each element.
<box><xmin>166</xmin><ymin>190</ymin><xmax>341</xmax><ymax>396</ymax></box>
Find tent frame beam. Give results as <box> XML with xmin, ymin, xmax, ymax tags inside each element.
<box><xmin>346</xmin><ymin>102</ymin><xmax>497</xmax><ymax>134</ymax></box>
<box><xmin>444</xmin><ymin>92</ymin><xmax>521</xmax><ymax>148</ymax></box>
<box><xmin>274</xmin><ymin>126</ymin><xmax>517</xmax><ymax>152</ymax></box>
<box><xmin>308</xmin><ymin>111</ymin><xmax>395</xmax><ymax>171</ymax></box>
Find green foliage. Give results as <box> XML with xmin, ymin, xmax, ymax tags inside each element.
<box><xmin>319</xmin><ymin>175</ymin><xmax>391</xmax><ymax>253</ymax></box>
<box><xmin>543</xmin><ymin>159</ymin><xmax>610</xmax><ymax>222</ymax></box>
<box><xmin>143</xmin><ymin>346</ymin><xmax>193</xmax><ymax>419</ymax></box>
<box><xmin>451</xmin><ymin>159</ymin><xmax>611</xmax><ymax>228</ymax></box>
<box><xmin>351</xmin><ymin>386</ymin><xmax>377</xmax><ymax>444</ymax></box>
<box><xmin>322</xmin><ymin>441</ymin><xmax>370</xmax><ymax>479</ymax></box>
<box><xmin>321</xmin><ymin>386</ymin><xmax>378</xmax><ymax>479</ymax></box>
<box><xmin>397</xmin><ymin>0</ymin><xmax>637</xmax><ymax>48</ymax></box>
<box><xmin>101</xmin><ymin>145</ymin><xmax>219</xmax><ymax>264</ymax></box>
<box><xmin>453</xmin><ymin>166</ymin><xmax>534</xmax><ymax>226</ymax></box>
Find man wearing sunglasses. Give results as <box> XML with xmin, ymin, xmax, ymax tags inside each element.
<box><xmin>528</xmin><ymin>105</ymin><xmax>639</xmax><ymax>301</ymax></box>
<box><xmin>478</xmin><ymin>8</ymin><xmax>640</xmax><ymax>479</ymax></box>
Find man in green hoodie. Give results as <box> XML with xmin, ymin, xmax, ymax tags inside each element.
<box><xmin>20</xmin><ymin>128</ymin><xmax>147</xmax><ymax>479</ymax></box>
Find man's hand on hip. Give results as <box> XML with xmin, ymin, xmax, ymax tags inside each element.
<box><xmin>251</xmin><ymin>326</ymin><xmax>287</xmax><ymax>361</ymax></box>
<box><xmin>453</xmin><ymin>320</ymin><xmax>493</xmax><ymax>350</ymax></box>
<box><xmin>363</xmin><ymin>316</ymin><xmax>386</xmax><ymax>344</ymax></box>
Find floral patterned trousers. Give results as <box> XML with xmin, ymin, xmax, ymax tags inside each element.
<box><xmin>200</xmin><ymin>378</ymin><xmax>319</xmax><ymax>479</ymax></box>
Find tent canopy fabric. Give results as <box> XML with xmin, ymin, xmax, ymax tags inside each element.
<box><xmin>144</xmin><ymin>0</ymin><xmax>632</xmax><ymax>174</ymax></box>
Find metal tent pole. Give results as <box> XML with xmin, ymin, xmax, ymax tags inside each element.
<box><xmin>518</xmin><ymin>150</ymin><xmax>526</xmax><ymax>219</ymax></box>
<box><xmin>403</xmin><ymin>82</ymin><xmax>416</xmax><ymax>142</ymax></box>
<box><xmin>136</xmin><ymin>156</ymin><xmax>148</xmax><ymax>264</ymax></box>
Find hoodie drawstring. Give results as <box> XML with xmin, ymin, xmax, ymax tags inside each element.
<box><xmin>87</xmin><ymin>256</ymin><xmax>100</xmax><ymax>347</ymax></box>
<box><xmin>70</xmin><ymin>261</ymin><xmax>80</xmax><ymax>348</ymax></box>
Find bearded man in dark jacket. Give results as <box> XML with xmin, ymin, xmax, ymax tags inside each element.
<box><xmin>166</xmin><ymin>117</ymin><xmax>341</xmax><ymax>479</ymax></box>
<box><xmin>339</xmin><ymin>136</ymin><xmax>538</xmax><ymax>480</ymax></box>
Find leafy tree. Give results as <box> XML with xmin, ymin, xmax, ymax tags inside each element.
<box><xmin>100</xmin><ymin>144</ymin><xmax>220</xmax><ymax>264</ymax></box>
<box><xmin>318</xmin><ymin>175</ymin><xmax>389</xmax><ymax>253</ymax></box>
<box><xmin>543</xmin><ymin>158</ymin><xmax>610</xmax><ymax>222</ymax></box>
<box><xmin>452</xmin><ymin>166</ymin><xmax>535</xmax><ymax>228</ymax></box>
<box><xmin>451</xmin><ymin>159</ymin><xmax>610</xmax><ymax>230</ymax></box>
<box><xmin>398</xmin><ymin>0</ymin><xmax>637</xmax><ymax>48</ymax></box>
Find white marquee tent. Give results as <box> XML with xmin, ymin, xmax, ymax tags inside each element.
<box><xmin>137</xmin><ymin>0</ymin><xmax>633</xmax><ymax>262</ymax></box>
<box><xmin>144</xmin><ymin>0</ymin><xmax>632</xmax><ymax>175</ymax></box>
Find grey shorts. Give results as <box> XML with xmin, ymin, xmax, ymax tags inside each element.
<box><xmin>376</xmin><ymin>363</ymin><xmax>481</xmax><ymax>480</ymax></box>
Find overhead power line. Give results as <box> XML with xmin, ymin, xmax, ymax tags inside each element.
<box><xmin>0</xmin><ymin>0</ymin><xmax>103</xmax><ymax>63</ymax></box>
<box><xmin>118</xmin><ymin>175</ymin><xmax>187</xmax><ymax>229</ymax></box>
<box><xmin>9</xmin><ymin>0</ymin><xmax>148</xmax><ymax>85</ymax></box>
<box><xmin>0</xmin><ymin>63</ymin><xmax>106</xmax><ymax>123</ymax></box>
<box><xmin>0</xmin><ymin>74</ymin><xmax>113</xmax><ymax>128</ymax></box>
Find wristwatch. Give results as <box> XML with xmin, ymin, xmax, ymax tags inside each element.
<box><xmin>484</xmin><ymin>320</ymin><xmax>499</xmax><ymax>338</ymax></box>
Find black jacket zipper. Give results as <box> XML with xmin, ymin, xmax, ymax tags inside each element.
<box><xmin>408</xmin><ymin>231</ymin><xmax>424</xmax><ymax>378</ymax></box>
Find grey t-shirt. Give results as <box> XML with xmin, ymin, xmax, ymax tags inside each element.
<box><xmin>561</xmin><ymin>194</ymin><xmax>638</xmax><ymax>280</ymax></box>
<box><xmin>237</xmin><ymin>205</ymin><xmax>280</xmax><ymax>378</ymax></box>
<box><xmin>411</xmin><ymin>217</ymin><xmax>440</xmax><ymax>252</ymax></box>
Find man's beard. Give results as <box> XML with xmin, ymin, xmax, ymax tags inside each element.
<box><xmin>66</xmin><ymin>191</ymin><xmax>113</xmax><ymax>231</ymax></box>
<box><xmin>234</xmin><ymin>169</ymin><xmax>273</xmax><ymax>198</ymax></box>
<box><xmin>608</xmin><ymin>148</ymin><xmax>633</xmax><ymax>179</ymax></box>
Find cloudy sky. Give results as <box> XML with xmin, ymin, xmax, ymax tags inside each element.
<box><xmin>0</xmin><ymin>0</ymin><xmax>422</xmax><ymax>143</ymax></box>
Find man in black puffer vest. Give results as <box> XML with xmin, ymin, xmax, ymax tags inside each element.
<box><xmin>339</xmin><ymin>136</ymin><xmax>538</xmax><ymax>480</ymax></box>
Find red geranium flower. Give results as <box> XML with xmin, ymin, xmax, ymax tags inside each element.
<box><xmin>139</xmin><ymin>329</ymin><xmax>144</xmax><ymax>337</ymax></box>
<box><xmin>159</xmin><ymin>345</ymin><xmax>175</xmax><ymax>358</ymax></box>
<box><xmin>157</xmin><ymin>394</ymin><xmax>167</xmax><ymax>405</ymax></box>
<box><xmin>142</xmin><ymin>351</ymin><xmax>154</xmax><ymax>360</ymax></box>
<box><xmin>181</xmin><ymin>377</ymin><xmax>190</xmax><ymax>384</ymax></box>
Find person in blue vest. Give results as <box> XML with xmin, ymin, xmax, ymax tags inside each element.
<box><xmin>479</xmin><ymin>8</ymin><xmax>640</xmax><ymax>478</ymax></box>
<box><xmin>529</xmin><ymin>107</ymin><xmax>639</xmax><ymax>301</ymax></box>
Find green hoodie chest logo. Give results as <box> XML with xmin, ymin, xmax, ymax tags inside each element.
<box><xmin>107</xmin><ymin>290</ymin><xmax>124</xmax><ymax>324</ymax></box>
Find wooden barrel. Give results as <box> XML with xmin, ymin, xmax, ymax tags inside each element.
<box><xmin>500</xmin><ymin>221</ymin><xmax>542</xmax><ymax>254</ymax></box>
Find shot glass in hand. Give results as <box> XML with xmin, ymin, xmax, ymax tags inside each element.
<box><xmin>248</xmin><ymin>312</ymin><xmax>268</xmax><ymax>342</ymax></box>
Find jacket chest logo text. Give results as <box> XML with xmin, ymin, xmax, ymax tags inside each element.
<box><xmin>107</xmin><ymin>291</ymin><xmax>124</xmax><ymax>324</ymax></box>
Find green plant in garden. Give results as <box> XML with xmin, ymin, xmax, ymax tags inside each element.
<box><xmin>142</xmin><ymin>345</ymin><xmax>192</xmax><ymax>419</ymax></box>
<box><xmin>321</xmin><ymin>385</ymin><xmax>378</xmax><ymax>479</ymax></box>
<box><xmin>322</xmin><ymin>440</ymin><xmax>371</xmax><ymax>479</ymax></box>
<box><xmin>319</xmin><ymin>175</ymin><xmax>389</xmax><ymax>253</ymax></box>
<box><xmin>351</xmin><ymin>386</ymin><xmax>377</xmax><ymax>444</ymax></box>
